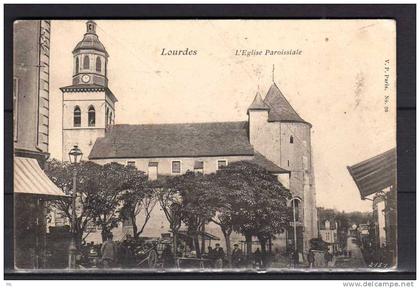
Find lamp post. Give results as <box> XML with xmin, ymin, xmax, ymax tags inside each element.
<box><xmin>68</xmin><ymin>145</ymin><xmax>83</xmax><ymax>269</ymax></box>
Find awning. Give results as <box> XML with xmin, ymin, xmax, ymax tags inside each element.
<box><xmin>175</xmin><ymin>230</ymin><xmax>220</xmax><ymax>241</ymax></box>
<box><xmin>347</xmin><ymin>148</ymin><xmax>396</xmax><ymax>199</ymax></box>
<box><xmin>14</xmin><ymin>157</ymin><xmax>66</xmax><ymax>197</ymax></box>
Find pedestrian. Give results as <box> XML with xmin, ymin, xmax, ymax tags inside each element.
<box><xmin>288</xmin><ymin>249</ymin><xmax>295</xmax><ymax>268</ymax></box>
<box><xmin>101</xmin><ymin>233</ymin><xmax>116</xmax><ymax>268</ymax></box>
<box><xmin>231</xmin><ymin>244</ymin><xmax>243</xmax><ymax>268</ymax></box>
<box><xmin>307</xmin><ymin>249</ymin><xmax>315</xmax><ymax>268</ymax></box>
<box><xmin>162</xmin><ymin>244</ymin><xmax>175</xmax><ymax>269</ymax></box>
<box><xmin>207</xmin><ymin>246</ymin><xmax>215</xmax><ymax>268</ymax></box>
<box><xmin>348</xmin><ymin>250</ymin><xmax>352</xmax><ymax>258</ymax></box>
<box><xmin>214</xmin><ymin>243</ymin><xmax>225</xmax><ymax>269</ymax></box>
<box><xmin>254</xmin><ymin>248</ymin><xmax>263</xmax><ymax>268</ymax></box>
<box><xmin>324</xmin><ymin>250</ymin><xmax>333</xmax><ymax>267</ymax></box>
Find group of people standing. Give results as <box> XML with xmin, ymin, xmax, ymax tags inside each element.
<box><xmin>80</xmin><ymin>234</ymin><xmax>271</xmax><ymax>270</ymax></box>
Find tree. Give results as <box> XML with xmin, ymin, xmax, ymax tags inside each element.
<box><xmin>118</xmin><ymin>167</ymin><xmax>156</xmax><ymax>240</ymax></box>
<box><xmin>45</xmin><ymin>160</ymin><xmax>139</xmax><ymax>244</ymax></box>
<box><xmin>220</xmin><ymin>161</ymin><xmax>292</xmax><ymax>260</ymax></box>
<box><xmin>155</xmin><ymin>178</ymin><xmax>184</xmax><ymax>255</ymax></box>
<box><xmin>202</xmin><ymin>161</ymin><xmax>292</xmax><ymax>267</ymax></box>
<box><xmin>89</xmin><ymin>162</ymin><xmax>135</xmax><ymax>241</ymax></box>
<box><xmin>168</xmin><ymin>171</ymin><xmax>218</xmax><ymax>257</ymax></box>
<box><xmin>44</xmin><ymin>159</ymin><xmax>103</xmax><ymax>246</ymax></box>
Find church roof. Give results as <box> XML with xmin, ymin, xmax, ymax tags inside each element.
<box><xmin>247</xmin><ymin>151</ymin><xmax>289</xmax><ymax>174</ymax></box>
<box><xmin>89</xmin><ymin>121</ymin><xmax>289</xmax><ymax>174</ymax></box>
<box><xmin>264</xmin><ymin>83</ymin><xmax>310</xmax><ymax>125</ymax></box>
<box><xmin>73</xmin><ymin>27</ymin><xmax>108</xmax><ymax>56</ymax></box>
<box><xmin>89</xmin><ymin>122</ymin><xmax>255</xmax><ymax>159</ymax></box>
<box><xmin>248</xmin><ymin>92</ymin><xmax>270</xmax><ymax>111</ymax></box>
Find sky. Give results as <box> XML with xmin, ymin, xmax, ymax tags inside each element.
<box><xmin>49</xmin><ymin>20</ymin><xmax>396</xmax><ymax>212</ymax></box>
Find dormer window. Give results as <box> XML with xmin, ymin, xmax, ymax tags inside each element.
<box><xmin>83</xmin><ymin>55</ymin><xmax>90</xmax><ymax>69</ymax></box>
<box><xmin>96</xmin><ymin>57</ymin><xmax>101</xmax><ymax>72</ymax></box>
<box><xmin>74</xmin><ymin>106</ymin><xmax>81</xmax><ymax>127</ymax></box>
<box><xmin>88</xmin><ymin>105</ymin><xmax>95</xmax><ymax>127</ymax></box>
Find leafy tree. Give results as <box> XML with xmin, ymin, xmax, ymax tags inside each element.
<box><xmin>168</xmin><ymin>171</ymin><xmax>218</xmax><ymax>257</ymax></box>
<box><xmin>207</xmin><ymin>161</ymin><xmax>292</xmax><ymax>265</ymax></box>
<box><xmin>155</xmin><ymin>178</ymin><xmax>184</xmax><ymax>254</ymax></box>
<box><xmin>89</xmin><ymin>162</ymin><xmax>135</xmax><ymax>241</ymax></box>
<box><xmin>45</xmin><ymin>160</ymin><xmax>140</xmax><ymax>243</ymax></box>
<box><xmin>44</xmin><ymin>159</ymin><xmax>103</xmax><ymax>246</ymax></box>
<box><xmin>118</xmin><ymin>167</ymin><xmax>156</xmax><ymax>240</ymax></box>
<box><xmin>226</xmin><ymin>162</ymin><xmax>291</xmax><ymax>257</ymax></box>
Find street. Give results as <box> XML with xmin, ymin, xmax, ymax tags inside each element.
<box><xmin>334</xmin><ymin>237</ymin><xmax>367</xmax><ymax>269</ymax></box>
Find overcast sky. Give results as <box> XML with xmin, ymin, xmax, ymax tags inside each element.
<box><xmin>49</xmin><ymin>20</ymin><xmax>396</xmax><ymax>212</ymax></box>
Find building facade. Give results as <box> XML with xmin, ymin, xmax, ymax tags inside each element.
<box><xmin>319</xmin><ymin>219</ymin><xmax>338</xmax><ymax>253</ymax></box>
<box><xmin>13</xmin><ymin>20</ymin><xmax>65</xmax><ymax>269</ymax></box>
<box><xmin>347</xmin><ymin>148</ymin><xmax>397</xmax><ymax>266</ymax></box>
<box><xmin>60</xmin><ymin>21</ymin><xmax>318</xmax><ymax>256</ymax></box>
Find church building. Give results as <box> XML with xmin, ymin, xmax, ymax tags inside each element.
<box><xmin>60</xmin><ymin>21</ymin><xmax>317</xmax><ymax>255</ymax></box>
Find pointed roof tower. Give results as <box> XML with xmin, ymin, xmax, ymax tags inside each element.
<box><xmin>264</xmin><ymin>82</ymin><xmax>310</xmax><ymax>125</ymax></box>
<box><xmin>248</xmin><ymin>91</ymin><xmax>270</xmax><ymax>113</ymax></box>
<box><xmin>73</xmin><ymin>20</ymin><xmax>108</xmax><ymax>56</ymax></box>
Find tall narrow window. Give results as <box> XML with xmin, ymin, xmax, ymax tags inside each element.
<box><xmin>105</xmin><ymin>107</ymin><xmax>109</xmax><ymax>125</ymax></box>
<box><xmin>88</xmin><ymin>105</ymin><xmax>95</xmax><ymax>127</ymax></box>
<box><xmin>96</xmin><ymin>56</ymin><xmax>102</xmax><ymax>72</ymax></box>
<box><xmin>83</xmin><ymin>55</ymin><xmax>90</xmax><ymax>69</ymax></box>
<box><xmin>109</xmin><ymin>111</ymin><xmax>113</xmax><ymax>125</ymax></box>
<box><xmin>148</xmin><ymin>162</ymin><xmax>158</xmax><ymax>181</ymax></box>
<box><xmin>290</xmin><ymin>135</ymin><xmax>294</xmax><ymax>143</ymax></box>
<box><xmin>75</xmin><ymin>57</ymin><xmax>79</xmax><ymax>73</ymax></box>
<box><xmin>74</xmin><ymin>106</ymin><xmax>81</xmax><ymax>127</ymax></box>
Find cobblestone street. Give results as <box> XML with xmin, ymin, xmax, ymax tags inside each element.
<box><xmin>334</xmin><ymin>237</ymin><xmax>366</xmax><ymax>269</ymax></box>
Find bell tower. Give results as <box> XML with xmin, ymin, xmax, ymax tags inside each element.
<box><xmin>72</xmin><ymin>20</ymin><xmax>108</xmax><ymax>87</ymax></box>
<box><xmin>60</xmin><ymin>20</ymin><xmax>117</xmax><ymax>161</ymax></box>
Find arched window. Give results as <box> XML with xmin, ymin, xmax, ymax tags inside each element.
<box><xmin>75</xmin><ymin>57</ymin><xmax>79</xmax><ymax>73</ymax></box>
<box><xmin>83</xmin><ymin>55</ymin><xmax>90</xmax><ymax>69</ymax></box>
<box><xmin>291</xmin><ymin>198</ymin><xmax>300</xmax><ymax>221</ymax></box>
<box><xmin>88</xmin><ymin>105</ymin><xmax>95</xmax><ymax>127</ymax></box>
<box><xmin>290</xmin><ymin>135</ymin><xmax>294</xmax><ymax>144</ymax></box>
<box><xmin>74</xmin><ymin>106</ymin><xmax>81</xmax><ymax>127</ymax></box>
<box><xmin>96</xmin><ymin>57</ymin><xmax>101</xmax><ymax>72</ymax></box>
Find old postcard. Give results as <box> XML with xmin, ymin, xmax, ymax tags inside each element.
<box><xmin>12</xmin><ymin>19</ymin><xmax>396</xmax><ymax>272</ymax></box>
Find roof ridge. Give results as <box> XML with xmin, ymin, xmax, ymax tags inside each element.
<box><xmin>112</xmin><ymin>121</ymin><xmax>248</xmax><ymax>127</ymax></box>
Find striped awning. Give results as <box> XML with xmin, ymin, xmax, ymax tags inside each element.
<box><xmin>347</xmin><ymin>148</ymin><xmax>396</xmax><ymax>199</ymax></box>
<box><xmin>14</xmin><ymin>157</ymin><xmax>66</xmax><ymax>197</ymax></box>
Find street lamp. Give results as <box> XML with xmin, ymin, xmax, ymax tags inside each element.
<box><xmin>68</xmin><ymin>145</ymin><xmax>83</xmax><ymax>269</ymax></box>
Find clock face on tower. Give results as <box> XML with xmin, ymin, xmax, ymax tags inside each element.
<box><xmin>81</xmin><ymin>74</ymin><xmax>91</xmax><ymax>83</ymax></box>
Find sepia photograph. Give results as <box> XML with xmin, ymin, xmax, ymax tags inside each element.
<box><xmin>11</xmin><ymin>18</ymin><xmax>397</xmax><ymax>273</ymax></box>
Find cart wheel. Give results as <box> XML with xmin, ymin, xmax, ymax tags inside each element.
<box><xmin>148</xmin><ymin>249</ymin><xmax>158</xmax><ymax>268</ymax></box>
